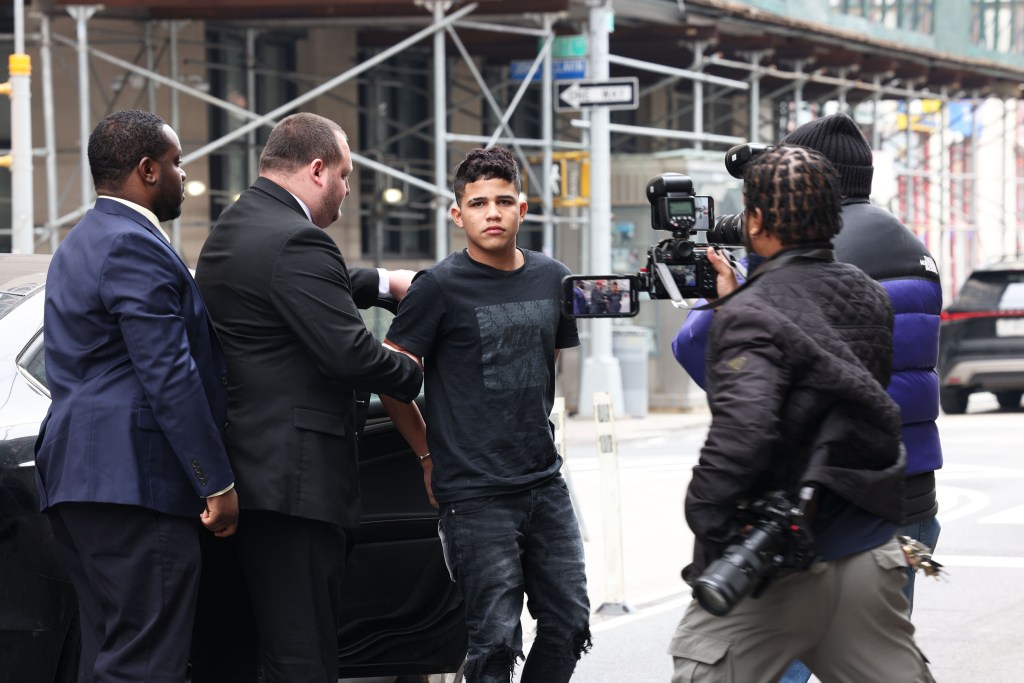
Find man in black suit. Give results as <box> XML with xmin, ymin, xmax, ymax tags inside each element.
<box><xmin>192</xmin><ymin>112</ymin><xmax>423</xmax><ymax>683</ymax></box>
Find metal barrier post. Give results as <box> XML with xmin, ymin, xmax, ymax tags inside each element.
<box><xmin>553</xmin><ymin>397</ymin><xmax>589</xmax><ymax>542</ymax></box>
<box><xmin>593</xmin><ymin>391</ymin><xmax>633</xmax><ymax>615</ymax></box>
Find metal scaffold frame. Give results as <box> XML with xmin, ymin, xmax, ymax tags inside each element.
<box><xmin>2</xmin><ymin>1</ymin><xmax>1021</xmax><ymax>293</ymax></box>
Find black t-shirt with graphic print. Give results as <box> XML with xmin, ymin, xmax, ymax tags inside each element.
<box><xmin>386</xmin><ymin>248</ymin><xmax>580</xmax><ymax>504</ymax></box>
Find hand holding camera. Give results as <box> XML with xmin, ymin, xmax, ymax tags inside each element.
<box><xmin>561</xmin><ymin>142</ymin><xmax>773</xmax><ymax>316</ymax></box>
<box><xmin>704</xmin><ymin>246</ymin><xmax>740</xmax><ymax>303</ymax></box>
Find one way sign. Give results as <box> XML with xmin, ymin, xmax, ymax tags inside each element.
<box><xmin>555</xmin><ymin>77</ymin><xmax>639</xmax><ymax>112</ymax></box>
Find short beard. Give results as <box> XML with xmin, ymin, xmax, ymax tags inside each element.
<box><xmin>153</xmin><ymin>198</ymin><xmax>183</xmax><ymax>224</ymax></box>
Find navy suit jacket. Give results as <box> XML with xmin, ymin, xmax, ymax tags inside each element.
<box><xmin>35</xmin><ymin>198</ymin><xmax>234</xmax><ymax>518</ymax></box>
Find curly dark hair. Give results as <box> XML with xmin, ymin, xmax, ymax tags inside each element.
<box><xmin>742</xmin><ymin>144</ymin><xmax>843</xmax><ymax>246</ymax></box>
<box><xmin>87</xmin><ymin>110</ymin><xmax>170</xmax><ymax>191</ymax></box>
<box><xmin>452</xmin><ymin>146</ymin><xmax>521</xmax><ymax>206</ymax></box>
<box><xmin>259</xmin><ymin>113</ymin><xmax>345</xmax><ymax>174</ymax></box>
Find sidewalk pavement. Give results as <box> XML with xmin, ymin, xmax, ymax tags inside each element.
<box><xmin>562</xmin><ymin>406</ymin><xmax>711</xmax><ymax>449</ymax></box>
<box><xmin>557</xmin><ymin>407</ymin><xmax>712</xmax><ymax>619</ymax></box>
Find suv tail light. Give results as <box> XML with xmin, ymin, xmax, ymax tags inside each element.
<box><xmin>941</xmin><ymin>310</ymin><xmax>1024</xmax><ymax>322</ymax></box>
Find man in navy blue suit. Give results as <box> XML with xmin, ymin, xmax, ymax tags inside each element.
<box><xmin>35</xmin><ymin>109</ymin><xmax>238</xmax><ymax>683</ymax></box>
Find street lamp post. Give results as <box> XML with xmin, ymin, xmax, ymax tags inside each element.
<box><xmin>577</xmin><ymin>0</ymin><xmax>624</xmax><ymax>418</ymax></box>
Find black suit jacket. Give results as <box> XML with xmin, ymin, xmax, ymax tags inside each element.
<box><xmin>195</xmin><ymin>177</ymin><xmax>422</xmax><ymax>528</ymax></box>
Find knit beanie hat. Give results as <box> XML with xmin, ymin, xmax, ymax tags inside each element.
<box><xmin>780</xmin><ymin>112</ymin><xmax>874</xmax><ymax>197</ymax></box>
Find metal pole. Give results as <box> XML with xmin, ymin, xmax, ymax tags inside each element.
<box><xmin>9</xmin><ymin>0</ymin><xmax>33</xmax><ymax>253</ymax></box>
<box><xmin>691</xmin><ymin>41</ymin><xmax>705</xmax><ymax>152</ymax></box>
<box><xmin>39</xmin><ymin>13</ymin><xmax>59</xmax><ymax>250</ymax></box>
<box><xmin>748</xmin><ymin>52</ymin><xmax>763</xmax><ymax>143</ymax></box>
<box><xmin>541</xmin><ymin>14</ymin><xmax>554</xmax><ymax>258</ymax></box>
<box><xmin>179</xmin><ymin>3</ymin><xmax>477</xmax><ymax>166</ymax></box>
<box><xmin>792</xmin><ymin>60</ymin><xmax>805</xmax><ymax>127</ymax></box>
<box><xmin>1004</xmin><ymin>99</ymin><xmax>1013</xmax><ymax>258</ymax></box>
<box><xmin>569</xmin><ymin>118</ymin><xmax>745</xmax><ymax>146</ymax></box>
<box><xmin>145</xmin><ymin>22</ymin><xmax>157</xmax><ymax>112</ymax></box>
<box><xmin>969</xmin><ymin>93</ymin><xmax>979</xmax><ymax>265</ymax></box>
<box><xmin>940</xmin><ymin>88</ymin><xmax>952</xmax><ymax>291</ymax></box>
<box><xmin>169</xmin><ymin>21</ymin><xmax>182</xmax><ymax>252</ymax></box>
<box><xmin>444</xmin><ymin>27</ymin><xmax>550</xmax><ymax>197</ymax></box>
<box><xmin>578</xmin><ymin>0</ymin><xmax>624</xmax><ymax>419</ymax></box>
<box><xmin>593</xmin><ymin>391</ymin><xmax>631</xmax><ymax>616</ymax></box>
<box><xmin>246</xmin><ymin>28</ymin><xmax>259</xmax><ymax>179</ymax></box>
<box><xmin>68</xmin><ymin>6</ymin><xmax>98</xmax><ymax>213</ymax></box>
<box><xmin>872</xmin><ymin>76</ymin><xmax>883</xmax><ymax>149</ymax></box>
<box><xmin>433</xmin><ymin>1</ymin><xmax>449</xmax><ymax>261</ymax></box>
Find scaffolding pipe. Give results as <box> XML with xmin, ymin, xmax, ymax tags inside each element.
<box><xmin>705</xmin><ymin>55</ymin><xmax>937</xmax><ymax>101</ymax></box>
<box><xmin>970</xmin><ymin>94</ymin><xmax>979</xmax><ymax>264</ymax></box>
<box><xmin>792</xmin><ymin>60</ymin><xmax>806</xmax><ymax>126</ymax></box>
<box><xmin>872</xmin><ymin>76</ymin><xmax>883</xmax><ymax>149</ymax></box>
<box><xmin>445</xmin><ymin>132</ymin><xmax>585</xmax><ymax>150</ymax></box>
<box><xmin>170</xmin><ymin>21</ymin><xmax>182</xmax><ymax>251</ymax></box>
<box><xmin>145</xmin><ymin>22</ymin><xmax>157</xmax><ymax>111</ymax></box>
<box><xmin>39</xmin><ymin>13</ymin><xmax>59</xmax><ymax>250</ymax></box>
<box><xmin>608</xmin><ymin>53</ymin><xmax>748</xmax><ymax>90</ymax></box>
<box><xmin>585</xmin><ymin>2</ymin><xmax>627</xmax><ymax>613</ymax></box>
<box><xmin>570</xmin><ymin>119</ymin><xmax>745</xmax><ymax>146</ymax></box>
<box><xmin>52</xmin><ymin>32</ymin><xmax>263</xmax><ymax>124</ymax></box>
<box><xmin>1004</xmin><ymin>99</ymin><xmax>1013</xmax><ymax>257</ymax></box>
<box><xmin>747</xmin><ymin>52</ymin><xmax>764</xmax><ymax>143</ymax></box>
<box><xmin>69</xmin><ymin>5</ymin><xmax>98</xmax><ymax>213</ymax></box>
<box><xmin>939</xmin><ymin>88</ymin><xmax>952</xmax><ymax>290</ymax></box>
<box><xmin>692</xmin><ymin>42</ymin><xmax>706</xmax><ymax>152</ymax></box>
<box><xmin>578</xmin><ymin>0</ymin><xmax>624</xmax><ymax>421</ymax></box>
<box><xmin>484</xmin><ymin>39</ymin><xmax>550</xmax><ymax>149</ymax></box>
<box><xmin>444</xmin><ymin>26</ymin><xmax>547</xmax><ymax>205</ymax></box>
<box><xmin>246</xmin><ymin>28</ymin><xmax>259</xmax><ymax>180</ymax></box>
<box><xmin>352</xmin><ymin>151</ymin><xmax>454</xmax><ymax>201</ymax></box>
<box><xmin>432</xmin><ymin>1</ymin><xmax>449</xmax><ymax>261</ymax></box>
<box><xmin>179</xmin><ymin>2</ymin><xmax>478</xmax><ymax>167</ymax></box>
<box><xmin>10</xmin><ymin>0</ymin><xmax>33</xmax><ymax>253</ymax></box>
<box><xmin>541</xmin><ymin>14</ymin><xmax>554</xmax><ymax>257</ymax></box>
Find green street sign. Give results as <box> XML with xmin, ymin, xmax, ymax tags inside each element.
<box><xmin>547</xmin><ymin>34</ymin><xmax>588</xmax><ymax>59</ymax></box>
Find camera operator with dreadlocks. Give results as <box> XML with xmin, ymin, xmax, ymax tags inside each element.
<box><xmin>667</xmin><ymin>145</ymin><xmax>933</xmax><ymax>683</ymax></box>
<box><xmin>675</xmin><ymin>114</ymin><xmax>943</xmax><ymax>616</ymax></box>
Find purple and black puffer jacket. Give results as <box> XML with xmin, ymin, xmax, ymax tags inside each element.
<box><xmin>673</xmin><ymin>197</ymin><xmax>943</xmax><ymax>523</ymax></box>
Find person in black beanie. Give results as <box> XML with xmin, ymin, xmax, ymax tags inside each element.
<box><xmin>672</xmin><ymin>113</ymin><xmax>944</xmax><ymax>683</ymax></box>
<box><xmin>781</xmin><ymin>112</ymin><xmax>876</xmax><ymax>196</ymax></box>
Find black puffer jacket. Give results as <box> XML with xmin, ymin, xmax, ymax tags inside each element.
<box><xmin>685</xmin><ymin>245</ymin><xmax>906</xmax><ymax>576</ymax></box>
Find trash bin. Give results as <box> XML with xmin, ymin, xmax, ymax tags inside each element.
<box><xmin>612</xmin><ymin>325</ymin><xmax>650</xmax><ymax>418</ymax></box>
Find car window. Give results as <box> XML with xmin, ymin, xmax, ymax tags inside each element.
<box><xmin>17</xmin><ymin>330</ymin><xmax>48</xmax><ymax>391</ymax></box>
<box><xmin>0</xmin><ymin>284</ymin><xmax>37</xmax><ymax>318</ymax></box>
<box><xmin>999</xmin><ymin>280</ymin><xmax>1024</xmax><ymax>310</ymax></box>
<box><xmin>361</xmin><ymin>305</ymin><xmax>396</xmax><ymax>342</ymax></box>
<box><xmin>953</xmin><ymin>271</ymin><xmax>1023</xmax><ymax>311</ymax></box>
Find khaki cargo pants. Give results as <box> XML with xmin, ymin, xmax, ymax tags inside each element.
<box><xmin>668</xmin><ymin>538</ymin><xmax>934</xmax><ymax>683</ymax></box>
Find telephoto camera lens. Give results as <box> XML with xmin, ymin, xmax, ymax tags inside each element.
<box><xmin>692</xmin><ymin>524</ymin><xmax>785</xmax><ymax>617</ymax></box>
<box><xmin>708</xmin><ymin>213</ymin><xmax>744</xmax><ymax>245</ymax></box>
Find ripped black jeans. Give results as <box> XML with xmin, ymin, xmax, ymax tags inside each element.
<box><xmin>439</xmin><ymin>475</ymin><xmax>592</xmax><ymax>683</ymax></box>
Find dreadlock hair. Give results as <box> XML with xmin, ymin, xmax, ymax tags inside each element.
<box><xmin>452</xmin><ymin>146</ymin><xmax>521</xmax><ymax>206</ymax></box>
<box><xmin>88</xmin><ymin>110</ymin><xmax>170</xmax><ymax>191</ymax></box>
<box><xmin>742</xmin><ymin>144</ymin><xmax>843</xmax><ymax>246</ymax></box>
<box><xmin>259</xmin><ymin>113</ymin><xmax>345</xmax><ymax>174</ymax></box>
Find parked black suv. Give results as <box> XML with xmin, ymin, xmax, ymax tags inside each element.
<box><xmin>938</xmin><ymin>258</ymin><xmax>1024</xmax><ymax>414</ymax></box>
<box><xmin>0</xmin><ymin>254</ymin><xmax>466</xmax><ymax>682</ymax></box>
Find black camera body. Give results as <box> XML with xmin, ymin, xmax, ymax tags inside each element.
<box><xmin>641</xmin><ymin>173</ymin><xmax>742</xmax><ymax>301</ymax></box>
<box><xmin>691</xmin><ymin>490</ymin><xmax>817</xmax><ymax>617</ymax></box>
<box><xmin>560</xmin><ymin>160</ymin><xmax>756</xmax><ymax>316</ymax></box>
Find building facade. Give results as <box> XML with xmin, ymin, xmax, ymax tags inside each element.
<box><xmin>3</xmin><ymin>0</ymin><xmax>1023</xmax><ymax>410</ymax></box>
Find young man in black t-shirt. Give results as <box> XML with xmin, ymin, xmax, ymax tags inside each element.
<box><xmin>382</xmin><ymin>146</ymin><xmax>591</xmax><ymax>683</ymax></box>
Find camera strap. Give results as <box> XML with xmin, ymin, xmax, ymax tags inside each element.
<box><xmin>661</xmin><ymin>249</ymin><xmax>747</xmax><ymax>311</ymax></box>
